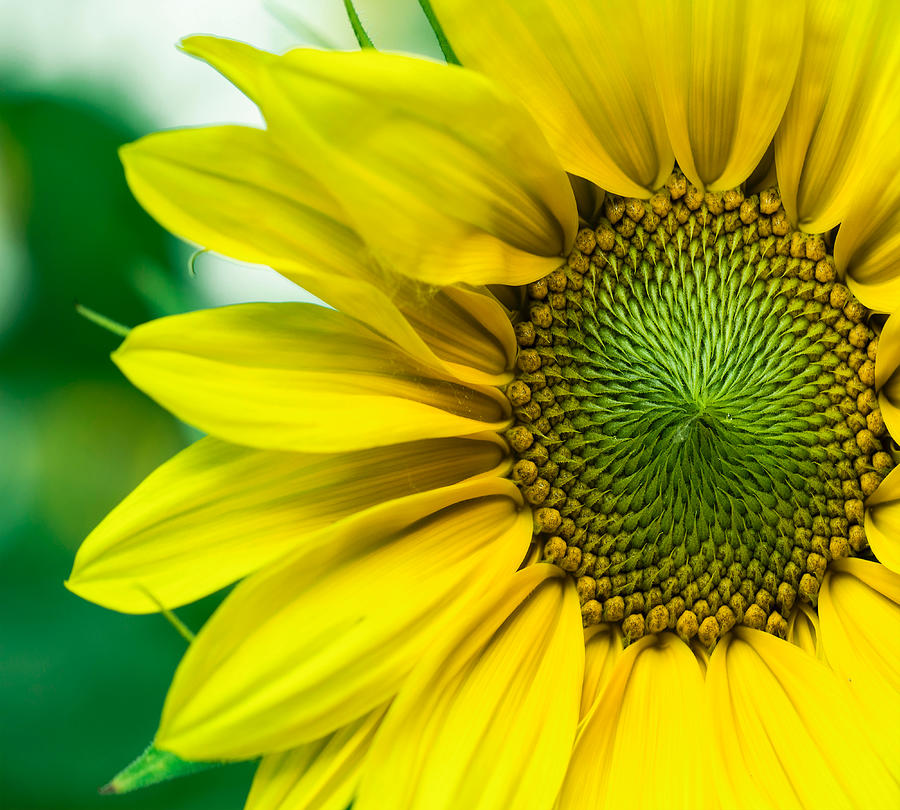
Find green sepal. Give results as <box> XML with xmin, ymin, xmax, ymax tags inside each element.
<box><xmin>99</xmin><ymin>743</ymin><xmax>221</xmax><ymax>794</ymax></box>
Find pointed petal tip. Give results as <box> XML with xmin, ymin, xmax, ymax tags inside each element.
<box><xmin>176</xmin><ymin>34</ymin><xmax>226</xmax><ymax>59</ymax></box>
<box><xmin>175</xmin><ymin>35</ymin><xmax>248</xmax><ymax>69</ymax></box>
<box><xmin>117</xmin><ymin>140</ymin><xmax>136</xmax><ymax>163</ymax></box>
<box><xmin>174</xmin><ymin>35</ymin><xmax>269</xmax><ymax>103</ymax></box>
<box><xmin>62</xmin><ymin>576</ymin><xmax>94</xmax><ymax>606</ymax></box>
<box><xmin>63</xmin><ymin>570</ymin><xmax>101</xmax><ymax>604</ymax></box>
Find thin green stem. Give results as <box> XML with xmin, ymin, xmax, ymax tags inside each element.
<box><xmin>187</xmin><ymin>248</ymin><xmax>207</xmax><ymax>277</ymax></box>
<box><xmin>140</xmin><ymin>587</ymin><xmax>197</xmax><ymax>643</ymax></box>
<box><xmin>158</xmin><ymin>607</ymin><xmax>197</xmax><ymax>644</ymax></box>
<box><xmin>342</xmin><ymin>0</ymin><xmax>375</xmax><ymax>49</ymax></box>
<box><xmin>417</xmin><ymin>0</ymin><xmax>460</xmax><ymax>64</ymax></box>
<box><xmin>75</xmin><ymin>303</ymin><xmax>131</xmax><ymax>337</ymax></box>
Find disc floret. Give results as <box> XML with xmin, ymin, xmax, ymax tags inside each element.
<box><xmin>507</xmin><ymin>173</ymin><xmax>894</xmax><ymax>646</ymax></box>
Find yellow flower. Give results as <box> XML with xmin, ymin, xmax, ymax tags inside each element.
<box><xmin>68</xmin><ymin>2</ymin><xmax>900</xmax><ymax>808</ymax></box>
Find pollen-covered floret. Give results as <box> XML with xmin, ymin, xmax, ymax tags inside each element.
<box><xmin>505</xmin><ymin>172</ymin><xmax>895</xmax><ymax>646</ymax></box>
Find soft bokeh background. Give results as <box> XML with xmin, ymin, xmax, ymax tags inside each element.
<box><xmin>0</xmin><ymin>3</ymin><xmax>438</xmax><ymax>807</ymax></box>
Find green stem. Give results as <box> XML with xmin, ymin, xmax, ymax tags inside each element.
<box><xmin>187</xmin><ymin>248</ymin><xmax>206</xmax><ymax>277</ymax></box>
<box><xmin>158</xmin><ymin>606</ymin><xmax>197</xmax><ymax>644</ymax></box>
<box><xmin>139</xmin><ymin>586</ymin><xmax>197</xmax><ymax>643</ymax></box>
<box><xmin>342</xmin><ymin>0</ymin><xmax>375</xmax><ymax>49</ymax></box>
<box><xmin>417</xmin><ymin>0</ymin><xmax>460</xmax><ymax>64</ymax></box>
<box><xmin>74</xmin><ymin>303</ymin><xmax>131</xmax><ymax>337</ymax></box>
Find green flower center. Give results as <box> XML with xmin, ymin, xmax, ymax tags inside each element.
<box><xmin>506</xmin><ymin>174</ymin><xmax>894</xmax><ymax>646</ymax></box>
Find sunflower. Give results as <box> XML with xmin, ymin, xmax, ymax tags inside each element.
<box><xmin>67</xmin><ymin>1</ymin><xmax>900</xmax><ymax>808</ymax></box>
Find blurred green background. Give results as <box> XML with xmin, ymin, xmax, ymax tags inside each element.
<box><xmin>0</xmin><ymin>2</ymin><xmax>437</xmax><ymax>808</ymax></box>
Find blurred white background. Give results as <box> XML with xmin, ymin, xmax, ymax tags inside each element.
<box><xmin>0</xmin><ymin>0</ymin><xmax>440</xmax><ymax>307</ymax></box>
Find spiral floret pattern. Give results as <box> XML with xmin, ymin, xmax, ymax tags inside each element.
<box><xmin>506</xmin><ymin>174</ymin><xmax>894</xmax><ymax>646</ymax></box>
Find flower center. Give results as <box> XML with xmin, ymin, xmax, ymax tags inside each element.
<box><xmin>506</xmin><ymin>174</ymin><xmax>894</xmax><ymax>647</ymax></box>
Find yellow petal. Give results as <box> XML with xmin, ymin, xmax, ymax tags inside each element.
<box><xmin>745</xmin><ymin>141</ymin><xmax>778</xmax><ymax>196</ymax></box>
<box><xmin>836</xmin><ymin>139</ymin><xmax>900</xmax><ymax>312</ymax></box>
<box><xmin>179</xmin><ymin>35</ymin><xmax>267</xmax><ymax>101</ymax></box>
<box><xmin>397</xmin><ymin>284</ymin><xmax>517</xmax><ymax>385</ymax></box>
<box><xmin>121</xmin><ymin>125</ymin><xmax>515</xmax><ymax>386</ymax></box>
<box><xmin>355</xmin><ymin>565</ymin><xmax>582</xmax><ymax>810</ymax></box>
<box><xmin>845</xmin><ymin>267</ymin><xmax>900</xmax><ymax>316</ymax></box>
<box><xmin>66</xmin><ymin>434</ymin><xmax>507</xmax><ymax>613</ymax></box>
<box><xmin>878</xmin><ymin>391</ymin><xmax>900</xmax><ymax>458</ymax></box>
<box><xmin>874</xmin><ymin>316</ymin><xmax>900</xmax><ymax>443</ymax></box>
<box><xmin>120</xmin><ymin>126</ymin><xmax>355</xmax><ymax>277</ymax></box>
<box><xmin>819</xmin><ymin>558</ymin><xmax>900</xmax><ymax>770</ymax></box>
<box><xmin>874</xmin><ymin>313</ymin><xmax>900</xmax><ymax>391</ymax></box>
<box><xmin>569</xmin><ymin>174</ymin><xmax>605</xmax><ymax>223</ymax></box>
<box><xmin>786</xmin><ymin>603</ymin><xmax>825</xmax><ymax>661</ymax></box>
<box><xmin>690</xmin><ymin>641</ymin><xmax>712</xmax><ymax>678</ymax></box>
<box><xmin>246</xmin><ymin>706</ymin><xmax>386</xmax><ymax>810</ymax></box>
<box><xmin>113</xmin><ymin>303</ymin><xmax>509</xmax><ymax>453</ymax></box>
<box><xmin>776</xmin><ymin>0</ymin><xmax>900</xmax><ymax>232</ymax></box>
<box><xmin>708</xmin><ymin>626</ymin><xmax>897</xmax><ymax>810</ymax></box>
<box><xmin>556</xmin><ymin>633</ymin><xmax>711</xmax><ymax>810</ymax></box>
<box><xmin>878</xmin><ymin>384</ymin><xmax>900</xmax><ymax>456</ymax></box>
<box><xmin>431</xmin><ymin>0</ymin><xmax>672</xmax><ymax>198</ymax></box>
<box><xmin>644</xmin><ymin>0</ymin><xmax>803</xmax><ymax>192</ymax></box>
<box><xmin>579</xmin><ymin>623</ymin><xmax>622</xmax><ymax>720</ymax></box>
<box><xmin>184</xmin><ymin>36</ymin><xmax>576</xmax><ymax>287</ymax></box>
<box><xmin>292</xmin><ymin>273</ymin><xmax>516</xmax><ymax>387</ymax></box>
<box><xmin>156</xmin><ymin>478</ymin><xmax>531</xmax><ymax>759</ymax></box>
<box><xmin>862</xmin><ymin>465</ymin><xmax>900</xmax><ymax>574</ymax></box>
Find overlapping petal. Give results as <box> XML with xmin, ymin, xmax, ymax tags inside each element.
<box><xmin>642</xmin><ymin>0</ymin><xmax>803</xmax><ymax>192</ymax></box>
<box><xmin>398</xmin><ymin>284</ymin><xmax>517</xmax><ymax>384</ymax></box>
<box><xmin>862</xmin><ymin>465</ymin><xmax>900</xmax><ymax>573</ymax></box>
<box><xmin>578</xmin><ymin>623</ymin><xmax>621</xmax><ymax>720</ymax></box>
<box><xmin>431</xmin><ymin>0</ymin><xmax>672</xmax><ymax>198</ymax></box>
<box><xmin>246</xmin><ymin>706</ymin><xmax>386</xmax><ymax>810</ymax></box>
<box><xmin>355</xmin><ymin>565</ymin><xmax>582</xmax><ymax>810</ymax></box>
<box><xmin>112</xmin><ymin>303</ymin><xmax>509</xmax><ymax>453</ymax></box>
<box><xmin>786</xmin><ymin>604</ymin><xmax>824</xmax><ymax>661</ymax></box>
<box><xmin>66</xmin><ymin>434</ymin><xmax>507</xmax><ymax>613</ymax></box>
<box><xmin>568</xmin><ymin>174</ymin><xmax>605</xmax><ymax>223</ymax></box>
<box><xmin>708</xmin><ymin>627</ymin><xmax>897</xmax><ymax>810</ymax></box>
<box><xmin>875</xmin><ymin>314</ymin><xmax>900</xmax><ymax>393</ymax></box>
<box><xmin>819</xmin><ymin>558</ymin><xmax>900</xmax><ymax>762</ymax></box>
<box><xmin>156</xmin><ymin>478</ymin><xmax>531</xmax><ymax>759</ymax></box>
<box><xmin>120</xmin><ymin>125</ymin><xmax>358</xmax><ymax>279</ymax></box>
<box><xmin>836</xmin><ymin>139</ymin><xmax>900</xmax><ymax>312</ymax></box>
<box><xmin>874</xmin><ymin>315</ymin><xmax>900</xmax><ymax>445</ymax></box>
<box><xmin>776</xmin><ymin>0</ymin><xmax>900</xmax><ymax>232</ymax></box>
<box><xmin>121</xmin><ymin>125</ymin><xmax>516</xmax><ymax>385</ymax></box>
<box><xmin>557</xmin><ymin>633</ymin><xmax>711</xmax><ymax>810</ymax></box>
<box><xmin>182</xmin><ymin>37</ymin><xmax>576</xmax><ymax>288</ymax></box>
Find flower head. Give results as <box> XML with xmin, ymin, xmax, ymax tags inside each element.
<box><xmin>69</xmin><ymin>2</ymin><xmax>900</xmax><ymax>808</ymax></box>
